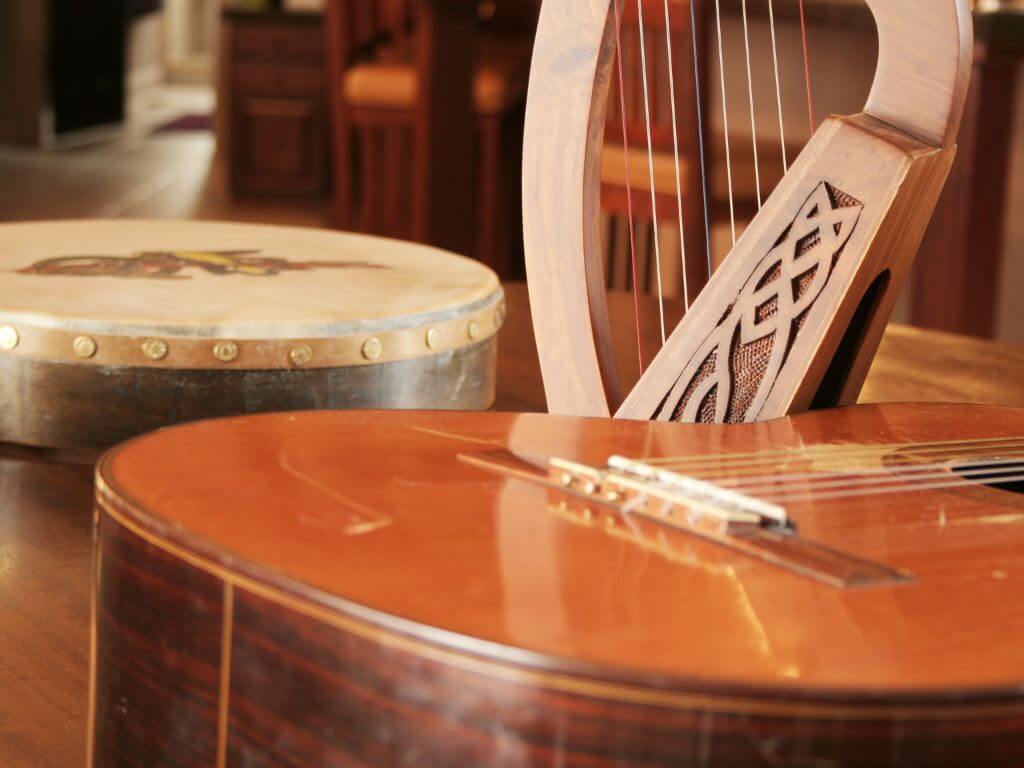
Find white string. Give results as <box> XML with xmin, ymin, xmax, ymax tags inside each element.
<box><xmin>635</xmin><ymin>0</ymin><xmax>667</xmax><ymax>342</ymax></box>
<box><xmin>688</xmin><ymin>0</ymin><xmax>713</xmax><ymax>281</ymax></box>
<box><xmin>740</xmin><ymin>0</ymin><xmax>762</xmax><ymax>208</ymax></box>
<box><xmin>713</xmin><ymin>0</ymin><xmax>736</xmax><ymax>246</ymax></box>
<box><xmin>762</xmin><ymin>471</ymin><xmax>1024</xmax><ymax>504</ymax></box>
<box><xmin>717</xmin><ymin>455</ymin><xmax>1024</xmax><ymax>494</ymax></box>
<box><xmin>766</xmin><ymin>0</ymin><xmax>788</xmax><ymax>172</ymax></box>
<box><xmin>662</xmin><ymin>0</ymin><xmax>690</xmax><ymax>311</ymax></box>
<box><xmin>641</xmin><ymin>435</ymin><xmax>1024</xmax><ymax>469</ymax></box>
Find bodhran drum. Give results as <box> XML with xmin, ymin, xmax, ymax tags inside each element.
<box><xmin>0</xmin><ymin>220</ymin><xmax>504</xmax><ymax>449</ymax></box>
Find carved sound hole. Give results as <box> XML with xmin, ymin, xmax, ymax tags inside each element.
<box><xmin>658</xmin><ymin>181</ymin><xmax>864</xmax><ymax>425</ymax></box>
<box><xmin>950</xmin><ymin>461</ymin><xmax>1024</xmax><ymax>495</ymax></box>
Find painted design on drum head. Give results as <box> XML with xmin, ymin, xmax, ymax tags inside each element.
<box><xmin>16</xmin><ymin>250</ymin><xmax>389</xmax><ymax>279</ymax></box>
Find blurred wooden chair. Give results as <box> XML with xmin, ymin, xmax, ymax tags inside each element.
<box><xmin>599</xmin><ymin>0</ymin><xmax>794</xmax><ymax>302</ymax></box>
<box><xmin>325</xmin><ymin>0</ymin><xmax>531</xmax><ymax>277</ymax></box>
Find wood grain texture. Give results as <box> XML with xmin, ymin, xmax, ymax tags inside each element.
<box><xmin>864</xmin><ymin>0</ymin><xmax>973</xmax><ymax>148</ymax></box>
<box><xmin>522</xmin><ymin>0</ymin><xmax>622</xmax><ymax>416</ymax></box>
<box><xmin>93</xmin><ymin>402</ymin><xmax>1024</xmax><ymax>766</ymax></box>
<box><xmin>0</xmin><ymin>451</ymin><xmax>93</xmax><ymax>768</ymax></box>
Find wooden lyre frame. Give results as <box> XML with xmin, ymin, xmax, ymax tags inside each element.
<box><xmin>523</xmin><ymin>0</ymin><xmax>972</xmax><ymax>422</ymax></box>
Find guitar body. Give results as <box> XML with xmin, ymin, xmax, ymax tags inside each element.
<box><xmin>92</xmin><ymin>403</ymin><xmax>1024</xmax><ymax>767</ymax></box>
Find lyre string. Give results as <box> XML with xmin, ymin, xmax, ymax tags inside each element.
<box><xmin>688</xmin><ymin>0</ymin><xmax>714</xmax><ymax>281</ymax></box>
<box><xmin>634</xmin><ymin>0</ymin><xmax>668</xmax><ymax>343</ymax></box>
<box><xmin>611</xmin><ymin>0</ymin><xmax>646</xmax><ymax>371</ymax></box>
<box><xmin>767</xmin><ymin>0</ymin><xmax>788</xmax><ymax>172</ymax></box>
<box><xmin>798</xmin><ymin>0</ymin><xmax>816</xmax><ymax>133</ymax></box>
<box><xmin>713</xmin><ymin>0</ymin><xmax>737</xmax><ymax>246</ymax></box>
<box><xmin>662</xmin><ymin>0</ymin><xmax>691</xmax><ymax>312</ymax></box>
<box><xmin>740</xmin><ymin>0</ymin><xmax>762</xmax><ymax>209</ymax></box>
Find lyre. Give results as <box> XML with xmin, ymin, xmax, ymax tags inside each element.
<box><xmin>523</xmin><ymin>0</ymin><xmax>973</xmax><ymax>421</ymax></box>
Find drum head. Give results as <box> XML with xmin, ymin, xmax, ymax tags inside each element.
<box><xmin>0</xmin><ymin>219</ymin><xmax>500</xmax><ymax>340</ymax></box>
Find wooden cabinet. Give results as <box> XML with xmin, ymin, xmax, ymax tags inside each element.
<box><xmin>219</xmin><ymin>10</ymin><xmax>328</xmax><ymax>196</ymax></box>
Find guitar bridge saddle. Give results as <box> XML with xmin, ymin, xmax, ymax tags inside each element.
<box><xmin>549</xmin><ymin>456</ymin><xmax>791</xmax><ymax>536</ymax></box>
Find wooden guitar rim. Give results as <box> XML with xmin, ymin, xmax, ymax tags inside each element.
<box><xmin>0</xmin><ymin>291</ymin><xmax>504</xmax><ymax>370</ymax></box>
<box><xmin>93</xmin><ymin>453</ymin><xmax>1024</xmax><ymax>723</ymax></box>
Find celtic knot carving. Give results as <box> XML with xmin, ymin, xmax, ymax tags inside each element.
<box><xmin>656</xmin><ymin>181</ymin><xmax>863</xmax><ymax>424</ymax></box>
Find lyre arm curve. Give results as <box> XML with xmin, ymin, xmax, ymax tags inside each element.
<box><xmin>522</xmin><ymin>0</ymin><xmax>622</xmax><ymax>417</ymax></box>
<box><xmin>523</xmin><ymin>0</ymin><xmax>972</xmax><ymax>419</ymax></box>
<box><xmin>864</xmin><ymin>0</ymin><xmax>973</xmax><ymax>148</ymax></box>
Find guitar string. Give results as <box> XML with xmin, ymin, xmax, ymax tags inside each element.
<box><xmin>614</xmin><ymin>440</ymin><xmax>1024</xmax><ymax>497</ymax></box>
<box><xmin>638</xmin><ymin>435</ymin><xmax>1024</xmax><ymax>467</ymax></box>
<box><xmin>611</xmin><ymin>0</ymin><xmax>646</xmax><ymax>371</ymax></box>
<box><xmin>712</xmin><ymin>455</ymin><xmax>1024</xmax><ymax>493</ymax></box>
<box><xmin>767</xmin><ymin>0</ymin><xmax>789</xmax><ymax>172</ymax></box>
<box><xmin>798</xmin><ymin>0</ymin><xmax>816</xmax><ymax>133</ymax></box>
<box><xmin>713</xmin><ymin>0</ymin><xmax>737</xmax><ymax>246</ymax></box>
<box><xmin>635</xmin><ymin>0</ymin><xmax>668</xmax><ymax>343</ymax></box>
<box><xmin>688</xmin><ymin>0</ymin><xmax>714</xmax><ymax>281</ymax></box>
<box><xmin>740</xmin><ymin>0</ymin><xmax>763</xmax><ymax>209</ymax></box>
<box><xmin>759</xmin><ymin>471</ymin><xmax>1024</xmax><ymax>504</ymax></box>
<box><xmin>662</xmin><ymin>0</ymin><xmax>691</xmax><ymax>312</ymax></box>
<box><xmin>674</xmin><ymin>443</ymin><xmax>1024</xmax><ymax>482</ymax></box>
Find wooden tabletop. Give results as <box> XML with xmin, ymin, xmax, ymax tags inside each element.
<box><xmin>3</xmin><ymin>281</ymin><xmax>1024</xmax><ymax>767</ymax></box>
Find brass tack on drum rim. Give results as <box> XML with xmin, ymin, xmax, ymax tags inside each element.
<box><xmin>73</xmin><ymin>335</ymin><xmax>97</xmax><ymax>359</ymax></box>
<box><xmin>141</xmin><ymin>338</ymin><xmax>168</xmax><ymax>361</ymax></box>
<box><xmin>361</xmin><ymin>337</ymin><xmax>383</xmax><ymax>361</ymax></box>
<box><xmin>467</xmin><ymin>321</ymin><xmax>481</xmax><ymax>340</ymax></box>
<box><xmin>289</xmin><ymin>344</ymin><xmax>313</xmax><ymax>367</ymax></box>
<box><xmin>213</xmin><ymin>341</ymin><xmax>239</xmax><ymax>363</ymax></box>
<box><xmin>0</xmin><ymin>325</ymin><xmax>18</xmax><ymax>350</ymax></box>
<box><xmin>425</xmin><ymin>328</ymin><xmax>440</xmax><ymax>350</ymax></box>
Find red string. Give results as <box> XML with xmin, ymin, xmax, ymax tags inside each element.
<box><xmin>798</xmin><ymin>0</ymin><xmax>815</xmax><ymax>134</ymax></box>
<box><xmin>611</xmin><ymin>0</ymin><xmax>645</xmax><ymax>373</ymax></box>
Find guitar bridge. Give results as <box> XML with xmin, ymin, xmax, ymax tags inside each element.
<box><xmin>459</xmin><ymin>449</ymin><xmax>912</xmax><ymax>589</ymax></box>
<box><xmin>551</xmin><ymin>456</ymin><xmax>791</xmax><ymax>536</ymax></box>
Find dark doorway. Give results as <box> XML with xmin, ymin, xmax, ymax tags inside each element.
<box><xmin>49</xmin><ymin>0</ymin><xmax>129</xmax><ymax>137</ymax></box>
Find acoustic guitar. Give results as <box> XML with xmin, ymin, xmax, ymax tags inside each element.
<box><xmin>92</xmin><ymin>403</ymin><xmax>1024</xmax><ymax>765</ymax></box>
<box><xmin>88</xmin><ymin>0</ymin><xmax>1008</xmax><ymax>765</ymax></box>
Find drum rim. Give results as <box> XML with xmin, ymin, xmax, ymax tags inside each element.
<box><xmin>0</xmin><ymin>289</ymin><xmax>504</xmax><ymax>370</ymax></box>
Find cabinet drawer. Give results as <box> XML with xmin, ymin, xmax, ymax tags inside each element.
<box><xmin>231</xmin><ymin>97</ymin><xmax>325</xmax><ymax>196</ymax></box>
<box><xmin>233</xmin><ymin>62</ymin><xmax>322</xmax><ymax>97</ymax></box>
<box><xmin>232</xmin><ymin>23</ymin><xmax>323</xmax><ymax>62</ymax></box>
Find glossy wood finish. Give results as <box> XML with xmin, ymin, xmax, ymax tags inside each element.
<box><xmin>94</xmin><ymin>402</ymin><xmax>1024</xmax><ymax>765</ymax></box>
<box><xmin>6</xmin><ymin>283</ymin><xmax>1024</xmax><ymax>768</ymax></box>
